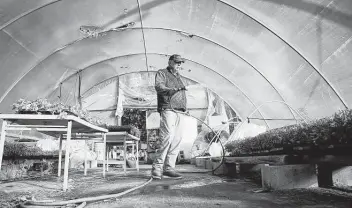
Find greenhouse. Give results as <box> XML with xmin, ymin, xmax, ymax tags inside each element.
<box><xmin>0</xmin><ymin>0</ymin><xmax>352</xmax><ymax>207</ymax></box>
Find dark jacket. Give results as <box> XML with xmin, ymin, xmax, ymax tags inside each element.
<box><xmin>155</xmin><ymin>67</ymin><xmax>187</xmax><ymax>113</ymax></box>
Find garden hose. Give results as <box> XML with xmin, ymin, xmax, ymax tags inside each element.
<box><xmin>20</xmin><ymin>177</ymin><xmax>153</xmax><ymax>207</ymax></box>
<box><xmin>19</xmin><ymin>84</ymin><xmax>227</xmax><ymax>207</ymax></box>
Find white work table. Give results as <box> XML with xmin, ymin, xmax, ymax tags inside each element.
<box><xmin>62</xmin><ymin>132</ymin><xmax>140</xmax><ymax>175</ymax></box>
<box><xmin>0</xmin><ymin>114</ymin><xmax>108</xmax><ymax>191</ymax></box>
<box><xmin>101</xmin><ymin>132</ymin><xmax>140</xmax><ymax>174</ymax></box>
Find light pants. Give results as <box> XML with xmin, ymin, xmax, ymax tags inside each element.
<box><xmin>153</xmin><ymin>110</ymin><xmax>184</xmax><ymax>171</ymax></box>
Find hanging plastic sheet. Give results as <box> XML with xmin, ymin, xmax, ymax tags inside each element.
<box><xmin>228</xmin><ymin>122</ymin><xmax>267</xmax><ymax>142</ymax></box>
<box><xmin>115</xmin><ymin>79</ymin><xmax>125</xmax><ymax>118</ymax></box>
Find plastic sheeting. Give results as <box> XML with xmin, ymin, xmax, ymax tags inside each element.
<box><xmin>0</xmin><ymin>0</ymin><xmax>351</xmax><ymax>130</ymax></box>
<box><xmin>229</xmin><ymin>122</ymin><xmax>267</xmax><ymax>141</ymax></box>
<box><xmin>80</xmin><ymin>71</ymin><xmax>233</xmax><ymax>126</ymax></box>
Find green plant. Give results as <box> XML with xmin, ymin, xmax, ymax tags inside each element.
<box><xmin>12</xmin><ymin>98</ymin><xmax>107</xmax><ymax>126</ymax></box>
<box><xmin>121</xmin><ymin>108</ymin><xmax>146</xmax><ymax>141</ymax></box>
<box><xmin>106</xmin><ymin>124</ymin><xmax>141</xmax><ymax>137</ymax></box>
<box><xmin>4</xmin><ymin>141</ymin><xmax>60</xmax><ymax>157</ymax></box>
<box><xmin>12</xmin><ymin>98</ymin><xmax>68</xmax><ymax>113</ymax></box>
<box><xmin>225</xmin><ymin>109</ymin><xmax>352</xmax><ymax>156</ymax></box>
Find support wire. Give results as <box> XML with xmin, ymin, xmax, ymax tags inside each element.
<box><xmin>136</xmin><ymin>0</ymin><xmax>149</xmax><ymax>72</ymax></box>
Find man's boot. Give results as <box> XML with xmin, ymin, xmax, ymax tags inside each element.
<box><xmin>151</xmin><ymin>166</ymin><xmax>162</xmax><ymax>179</ymax></box>
<box><xmin>163</xmin><ymin>168</ymin><xmax>182</xmax><ymax>179</ymax></box>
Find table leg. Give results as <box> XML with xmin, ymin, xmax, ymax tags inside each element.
<box><xmin>91</xmin><ymin>141</ymin><xmax>95</xmax><ymax>169</ymax></box>
<box><xmin>136</xmin><ymin>140</ymin><xmax>139</xmax><ymax>172</ymax></box>
<box><xmin>58</xmin><ymin>135</ymin><xmax>63</xmax><ymax>177</ymax></box>
<box><xmin>0</xmin><ymin>120</ymin><xmax>7</xmax><ymax>171</ymax></box>
<box><xmin>63</xmin><ymin>121</ymin><xmax>72</xmax><ymax>192</ymax></box>
<box><xmin>103</xmin><ymin>133</ymin><xmax>106</xmax><ymax>178</ymax></box>
<box><xmin>84</xmin><ymin>140</ymin><xmax>87</xmax><ymax>176</ymax></box>
<box><xmin>123</xmin><ymin>137</ymin><xmax>127</xmax><ymax>174</ymax></box>
<box><xmin>106</xmin><ymin>148</ymin><xmax>109</xmax><ymax>172</ymax></box>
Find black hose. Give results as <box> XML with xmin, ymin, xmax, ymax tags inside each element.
<box><xmin>170</xmin><ymin>88</ymin><xmax>226</xmax><ymax>174</ymax></box>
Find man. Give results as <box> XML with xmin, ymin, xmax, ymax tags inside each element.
<box><xmin>152</xmin><ymin>54</ymin><xmax>188</xmax><ymax>179</ymax></box>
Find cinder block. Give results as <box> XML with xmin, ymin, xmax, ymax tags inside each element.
<box><xmin>333</xmin><ymin>166</ymin><xmax>352</xmax><ymax>187</ymax></box>
<box><xmin>261</xmin><ymin>164</ymin><xmax>318</xmax><ymax>190</ymax></box>
<box><xmin>205</xmin><ymin>158</ymin><xmax>212</xmax><ymax>170</ymax></box>
<box><xmin>195</xmin><ymin>157</ymin><xmax>206</xmax><ymax>168</ymax></box>
<box><xmin>90</xmin><ymin>160</ymin><xmax>98</xmax><ymax>168</ymax></box>
<box><xmin>239</xmin><ymin>164</ymin><xmax>263</xmax><ymax>183</ymax></box>
<box><xmin>212</xmin><ymin>160</ymin><xmax>228</xmax><ymax>175</ymax></box>
<box><xmin>190</xmin><ymin>158</ymin><xmax>196</xmax><ymax>165</ymax></box>
<box><xmin>226</xmin><ymin>163</ymin><xmax>237</xmax><ymax>178</ymax></box>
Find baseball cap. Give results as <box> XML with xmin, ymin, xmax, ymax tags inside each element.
<box><xmin>169</xmin><ymin>54</ymin><xmax>185</xmax><ymax>63</ymax></box>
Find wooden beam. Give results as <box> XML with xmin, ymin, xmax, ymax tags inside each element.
<box><xmin>222</xmin><ymin>155</ymin><xmax>291</xmax><ymax>165</ymax></box>
<box><xmin>4</xmin><ymin>133</ymin><xmax>41</xmax><ymax>141</ymax></box>
<box><xmin>216</xmin><ymin>155</ymin><xmax>352</xmax><ymax>166</ymax></box>
<box><xmin>61</xmin><ymin>137</ymin><xmax>102</xmax><ymax>141</ymax></box>
<box><xmin>7</xmin><ymin>124</ymin><xmax>66</xmax><ymax>128</ymax></box>
<box><xmin>6</xmin><ymin>127</ymin><xmax>68</xmax><ymax>132</ymax></box>
<box><xmin>299</xmin><ymin>155</ymin><xmax>352</xmax><ymax>165</ymax></box>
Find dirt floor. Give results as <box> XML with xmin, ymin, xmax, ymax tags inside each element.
<box><xmin>1</xmin><ymin>164</ymin><xmax>352</xmax><ymax>208</ymax></box>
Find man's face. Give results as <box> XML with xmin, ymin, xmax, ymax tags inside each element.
<box><xmin>169</xmin><ymin>60</ymin><xmax>183</xmax><ymax>71</ymax></box>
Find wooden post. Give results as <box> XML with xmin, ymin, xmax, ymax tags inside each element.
<box><xmin>106</xmin><ymin>146</ymin><xmax>109</xmax><ymax>172</ymax></box>
<box><xmin>91</xmin><ymin>141</ymin><xmax>95</xmax><ymax>168</ymax></box>
<box><xmin>317</xmin><ymin>164</ymin><xmax>333</xmax><ymax>188</ymax></box>
<box><xmin>117</xmin><ymin>116</ymin><xmax>122</xmax><ymax>126</ymax></box>
<box><xmin>145</xmin><ymin>110</ymin><xmax>150</xmax><ymax>164</ymax></box>
<box><xmin>136</xmin><ymin>140</ymin><xmax>139</xmax><ymax>172</ymax></box>
<box><xmin>0</xmin><ymin>120</ymin><xmax>7</xmax><ymax>171</ymax></box>
<box><xmin>58</xmin><ymin>135</ymin><xmax>63</xmax><ymax>177</ymax></box>
<box><xmin>84</xmin><ymin>140</ymin><xmax>87</xmax><ymax>176</ymax></box>
<box><xmin>78</xmin><ymin>71</ymin><xmax>82</xmax><ymax>108</ymax></box>
<box><xmin>123</xmin><ymin>136</ymin><xmax>127</xmax><ymax>174</ymax></box>
<box><xmin>103</xmin><ymin>133</ymin><xmax>106</xmax><ymax>178</ymax></box>
<box><xmin>63</xmin><ymin>121</ymin><xmax>72</xmax><ymax>192</ymax></box>
<box><xmin>145</xmin><ymin>110</ymin><xmax>148</xmax><ymax>148</ymax></box>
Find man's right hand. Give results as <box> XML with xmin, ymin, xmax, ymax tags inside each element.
<box><xmin>174</xmin><ymin>87</ymin><xmax>186</xmax><ymax>91</ymax></box>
